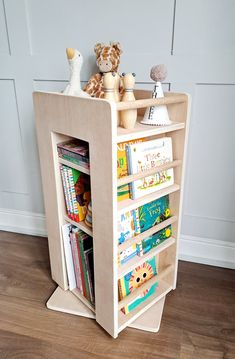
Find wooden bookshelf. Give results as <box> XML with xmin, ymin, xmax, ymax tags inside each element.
<box><xmin>33</xmin><ymin>89</ymin><xmax>190</xmax><ymax>338</ymax></box>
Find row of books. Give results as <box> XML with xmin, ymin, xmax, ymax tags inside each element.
<box><xmin>117</xmin><ymin>136</ymin><xmax>174</xmax><ymax>201</ymax></box>
<box><xmin>60</xmin><ymin>164</ymin><xmax>91</xmax><ymax>223</ymax></box>
<box><xmin>58</xmin><ymin>139</ymin><xmax>90</xmax><ymax>169</ymax></box>
<box><xmin>117</xmin><ymin>195</ymin><xmax>172</xmax><ymax>265</ymax></box>
<box><xmin>62</xmin><ymin>224</ymin><xmax>95</xmax><ymax>304</ymax></box>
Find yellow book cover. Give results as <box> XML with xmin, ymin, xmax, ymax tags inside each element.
<box><xmin>117</xmin><ymin>138</ymin><xmax>145</xmax><ymax>202</ymax></box>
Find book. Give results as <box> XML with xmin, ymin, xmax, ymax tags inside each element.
<box><xmin>60</xmin><ymin>165</ymin><xmax>71</xmax><ymax>219</ymax></box>
<box><xmin>60</xmin><ymin>165</ymin><xmax>91</xmax><ymax>222</ymax></box>
<box><xmin>84</xmin><ymin>248</ymin><xmax>95</xmax><ymax>304</ymax></box>
<box><xmin>70</xmin><ymin>228</ymin><xmax>83</xmax><ymax>293</ymax></box>
<box><xmin>117</xmin><ymin>210</ymin><xmax>137</xmax><ymax>245</ymax></box>
<box><xmin>118</xmin><ymin>256</ymin><xmax>158</xmax><ymax>314</ymax></box>
<box><xmin>118</xmin><ymin>243</ymin><xmax>137</xmax><ymax>266</ymax></box>
<box><xmin>126</xmin><ymin>137</ymin><xmax>174</xmax><ymax>199</ymax></box>
<box><xmin>58</xmin><ymin>139</ymin><xmax>89</xmax><ymax>159</ymax></box>
<box><xmin>137</xmin><ymin>225</ymin><xmax>172</xmax><ymax>256</ymax></box>
<box><xmin>117</xmin><ymin>138</ymin><xmax>145</xmax><ymax>202</ymax></box>
<box><xmin>61</xmin><ymin>223</ymin><xmax>76</xmax><ymax>290</ymax></box>
<box><xmin>77</xmin><ymin>230</ymin><xmax>93</xmax><ymax>302</ymax></box>
<box><xmin>135</xmin><ymin>195</ymin><xmax>171</xmax><ymax>234</ymax></box>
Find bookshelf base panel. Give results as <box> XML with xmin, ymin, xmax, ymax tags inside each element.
<box><xmin>47</xmin><ymin>286</ymin><xmax>165</xmax><ymax>334</ymax></box>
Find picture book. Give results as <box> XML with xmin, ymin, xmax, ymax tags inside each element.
<box><xmin>84</xmin><ymin>248</ymin><xmax>95</xmax><ymax>304</ymax></box>
<box><xmin>70</xmin><ymin>228</ymin><xmax>83</xmax><ymax>294</ymax></box>
<box><xmin>117</xmin><ymin>210</ymin><xmax>137</xmax><ymax>245</ymax></box>
<box><xmin>58</xmin><ymin>139</ymin><xmax>89</xmax><ymax>157</ymax></box>
<box><xmin>137</xmin><ymin>225</ymin><xmax>172</xmax><ymax>256</ymax></box>
<box><xmin>135</xmin><ymin>195</ymin><xmax>171</xmax><ymax>234</ymax></box>
<box><xmin>126</xmin><ymin>137</ymin><xmax>174</xmax><ymax>199</ymax></box>
<box><xmin>118</xmin><ymin>256</ymin><xmax>158</xmax><ymax>314</ymax></box>
<box><xmin>118</xmin><ymin>243</ymin><xmax>137</xmax><ymax>266</ymax></box>
<box><xmin>61</xmin><ymin>223</ymin><xmax>76</xmax><ymax>290</ymax></box>
<box><xmin>77</xmin><ymin>230</ymin><xmax>93</xmax><ymax>302</ymax></box>
<box><xmin>117</xmin><ymin>138</ymin><xmax>145</xmax><ymax>202</ymax></box>
<box><xmin>60</xmin><ymin>165</ymin><xmax>91</xmax><ymax>222</ymax></box>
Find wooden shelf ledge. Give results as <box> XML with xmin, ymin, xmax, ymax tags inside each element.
<box><xmin>118</xmin><ymin>237</ymin><xmax>175</xmax><ymax>279</ymax></box>
<box><xmin>117</xmin><ymin>160</ymin><xmax>182</xmax><ymax>187</ymax></box>
<box><xmin>117</xmin><ymin>183</ymin><xmax>180</xmax><ymax>215</ymax></box>
<box><xmin>58</xmin><ymin>157</ymin><xmax>90</xmax><ymax>176</ymax></box>
<box><xmin>118</xmin><ymin>280</ymin><xmax>172</xmax><ymax>333</ymax></box>
<box><xmin>72</xmin><ymin>288</ymin><xmax>95</xmax><ymax>313</ymax></box>
<box><xmin>118</xmin><ymin>264</ymin><xmax>173</xmax><ymax>310</ymax></box>
<box><xmin>116</xmin><ymin>94</ymin><xmax>187</xmax><ymax>111</ymax></box>
<box><xmin>118</xmin><ymin>216</ymin><xmax>177</xmax><ymax>253</ymax></box>
<box><xmin>64</xmin><ymin>215</ymin><xmax>93</xmax><ymax>237</ymax></box>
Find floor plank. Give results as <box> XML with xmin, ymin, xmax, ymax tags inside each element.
<box><xmin>0</xmin><ymin>230</ymin><xmax>234</xmax><ymax>359</ymax></box>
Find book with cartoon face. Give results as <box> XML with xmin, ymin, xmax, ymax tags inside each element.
<box><xmin>118</xmin><ymin>256</ymin><xmax>158</xmax><ymax>314</ymax></box>
<box><xmin>126</xmin><ymin>137</ymin><xmax>174</xmax><ymax>199</ymax></box>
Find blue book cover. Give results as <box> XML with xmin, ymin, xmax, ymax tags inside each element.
<box><xmin>136</xmin><ymin>195</ymin><xmax>170</xmax><ymax>233</ymax></box>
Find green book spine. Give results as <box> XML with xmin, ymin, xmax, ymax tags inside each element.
<box><xmin>78</xmin><ymin>233</ymin><xmax>91</xmax><ymax>302</ymax></box>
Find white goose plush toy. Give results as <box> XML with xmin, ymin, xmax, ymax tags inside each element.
<box><xmin>63</xmin><ymin>48</ymin><xmax>90</xmax><ymax>97</ymax></box>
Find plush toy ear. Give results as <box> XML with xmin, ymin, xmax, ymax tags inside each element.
<box><xmin>94</xmin><ymin>43</ymin><xmax>104</xmax><ymax>57</ymax></box>
<box><xmin>110</xmin><ymin>41</ymin><xmax>122</xmax><ymax>55</ymax></box>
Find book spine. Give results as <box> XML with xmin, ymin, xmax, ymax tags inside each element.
<box><xmin>60</xmin><ymin>148</ymin><xmax>89</xmax><ymax>163</ymax></box>
<box><xmin>61</xmin><ymin>224</ymin><xmax>76</xmax><ymax>290</ymax></box>
<box><xmin>84</xmin><ymin>251</ymin><xmax>94</xmax><ymax>304</ymax></box>
<box><xmin>60</xmin><ymin>165</ymin><xmax>71</xmax><ymax>218</ymax></box>
<box><xmin>70</xmin><ymin>231</ymin><xmax>83</xmax><ymax>293</ymax></box>
<box><xmin>126</xmin><ymin>145</ymin><xmax>135</xmax><ymax>199</ymax></box>
<box><xmin>68</xmin><ymin>168</ymin><xmax>79</xmax><ymax>222</ymax></box>
<box><xmin>64</xmin><ymin>166</ymin><xmax>75</xmax><ymax>221</ymax></box>
<box><xmin>78</xmin><ymin>234</ymin><xmax>91</xmax><ymax>302</ymax></box>
<box><xmin>75</xmin><ymin>231</ymin><xmax>87</xmax><ymax>298</ymax></box>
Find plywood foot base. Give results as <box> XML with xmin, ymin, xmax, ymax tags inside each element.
<box><xmin>47</xmin><ymin>287</ymin><xmax>165</xmax><ymax>333</ymax></box>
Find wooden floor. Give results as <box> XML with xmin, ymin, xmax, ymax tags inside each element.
<box><xmin>0</xmin><ymin>231</ymin><xmax>234</xmax><ymax>359</ymax></box>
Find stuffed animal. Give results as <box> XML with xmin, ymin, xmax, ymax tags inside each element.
<box><xmin>63</xmin><ymin>48</ymin><xmax>90</xmax><ymax>97</ymax></box>
<box><xmin>83</xmin><ymin>42</ymin><xmax>122</xmax><ymax>98</ymax></box>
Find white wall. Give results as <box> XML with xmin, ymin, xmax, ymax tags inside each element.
<box><xmin>0</xmin><ymin>0</ymin><xmax>235</xmax><ymax>267</ymax></box>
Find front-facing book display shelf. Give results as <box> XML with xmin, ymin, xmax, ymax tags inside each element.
<box><xmin>33</xmin><ymin>90</ymin><xmax>190</xmax><ymax>338</ymax></box>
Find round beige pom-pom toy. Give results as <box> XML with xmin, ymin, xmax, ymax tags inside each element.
<box><xmin>150</xmin><ymin>64</ymin><xmax>167</xmax><ymax>83</ymax></box>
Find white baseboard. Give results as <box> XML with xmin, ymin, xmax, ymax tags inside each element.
<box><xmin>179</xmin><ymin>234</ymin><xmax>235</xmax><ymax>269</ymax></box>
<box><xmin>0</xmin><ymin>208</ymin><xmax>234</xmax><ymax>269</ymax></box>
<box><xmin>0</xmin><ymin>208</ymin><xmax>47</xmax><ymax>237</ymax></box>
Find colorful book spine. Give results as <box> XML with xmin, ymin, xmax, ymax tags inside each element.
<box><xmin>84</xmin><ymin>248</ymin><xmax>95</xmax><ymax>304</ymax></box>
<box><xmin>78</xmin><ymin>231</ymin><xmax>92</xmax><ymax>302</ymax></box>
<box><xmin>70</xmin><ymin>230</ymin><xmax>83</xmax><ymax>294</ymax></box>
<box><xmin>60</xmin><ymin>165</ymin><xmax>71</xmax><ymax>219</ymax></box>
<box><xmin>63</xmin><ymin>166</ymin><xmax>74</xmax><ymax>220</ymax></box>
<box><xmin>68</xmin><ymin>167</ymin><xmax>79</xmax><ymax>222</ymax></box>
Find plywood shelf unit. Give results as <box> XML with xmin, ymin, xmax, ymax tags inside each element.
<box><xmin>33</xmin><ymin>90</ymin><xmax>190</xmax><ymax>338</ymax></box>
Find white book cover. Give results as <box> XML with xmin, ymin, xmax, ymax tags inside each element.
<box><xmin>127</xmin><ymin>137</ymin><xmax>174</xmax><ymax>199</ymax></box>
<box><xmin>61</xmin><ymin>223</ymin><xmax>76</xmax><ymax>290</ymax></box>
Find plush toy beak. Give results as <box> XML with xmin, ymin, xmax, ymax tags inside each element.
<box><xmin>66</xmin><ymin>48</ymin><xmax>75</xmax><ymax>60</ymax></box>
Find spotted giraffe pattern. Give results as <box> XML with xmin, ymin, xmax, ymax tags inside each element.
<box><xmin>83</xmin><ymin>42</ymin><xmax>122</xmax><ymax>98</ymax></box>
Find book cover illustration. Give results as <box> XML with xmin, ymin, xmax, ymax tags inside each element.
<box><xmin>117</xmin><ymin>210</ymin><xmax>137</xmax><ymax>245</ymax></box>
<box><xmin>117</xmin><ymin>138</ymin><xmax>145</xmax><ymax>202</ymax></box>
<box><xmin>118</xmin><ymin>243</ymin><xmax>137</xmax><ymax>266</ymax></box>
<box><xmin>135</xmin><ymin>195</ymin><xmax>171</xmax><ymax>234</ymax></box>
<box><xmin>137</xmin><ymin>225</ymin><xmax>172</xmax><ymax>256</ymax></box>
<box><xmin>127</xmin><ymin>137</ymin><xmax>174</xmax><ymax>199</ymax></box>
<box><xmin>118</xmin><ymin>256</ymin><xmax>158</xmax><ymax>314</ymax></box>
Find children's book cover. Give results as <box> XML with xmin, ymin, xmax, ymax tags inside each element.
<box><xmin>68</xmin><ymin>166</ymin><xmax>91</xmax><ymax>222</ymax></box>
<box><xmin>127</xmin><ymin>137</ymin><xmax>174</xmax><ymax>199</ymax></box>
<box><xmin>118</xmin><ymin>256</ymin><xmax>158</xmax><ymax>314</ymax></box>
<box><xmin>117</xmin><ymin>210</ymin><xmax>137</xmax><ymax>245</ymax></box>
<box><xmin>137</xmin><ymin>225</ymin><xmax>172</xmax><ymax>256</ymax></box>
<box><xmin>135</xmin><ymin>195</ymin><xmax>171</xmax><ymax>234</ymax></box>
<box><xmin>117</xmin><ymin>138</ymin><xmax>145</xmax><ymax>201</ymax></box>
<box><xmin>118</xmin><ymin>243</ymin><xmax>137</xmax><ymax>266</ymax></box>
<box><xmin>58</xmin><ymin>139</ymin><xmax>89</xmax><ymax>157</ymax></box>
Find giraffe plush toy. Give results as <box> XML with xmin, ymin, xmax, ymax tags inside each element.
<box><xmin>83</xmin><ymin>42</ymin><xmax>122</xmax><ymax>98</ymax></box>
